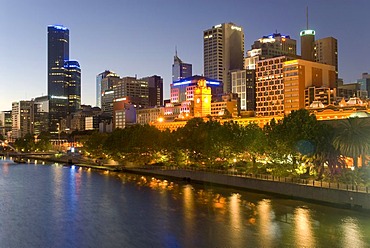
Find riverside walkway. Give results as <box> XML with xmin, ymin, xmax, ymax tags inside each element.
<box><xmin>127</xmin><ymin>166</ymin><xmax>370</xmax><ymax>211</ymax></box>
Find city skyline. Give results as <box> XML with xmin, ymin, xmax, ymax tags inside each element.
<box><xmin>1</xmin><ymin>0</ymin><xmax>370</xmax><ymax>111</ymax></box>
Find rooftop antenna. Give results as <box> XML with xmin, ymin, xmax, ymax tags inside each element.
<box><xmin>175</xmin><ymin>45</ymin><xmax>178</xmax><ymax>57</ymax></box>
<box><xmin>306</xmin><ymin>6</ymin><xmax>309</xmax><ymax>29</ymax></box>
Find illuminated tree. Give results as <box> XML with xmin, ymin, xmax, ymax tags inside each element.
<box><xmin>333</xmin><ymin>117</ymin><xmax>370</xmax><ymax>168</ymax></box>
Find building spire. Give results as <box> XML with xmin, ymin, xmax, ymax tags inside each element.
<box><xmin>306</xmin><ymin>6</ymin><xmax>309</xmax><ymax>29</ymax></box>
<box><xmin>174</xmin><ymin>45</ymin><xmax>182</xmax><ymax>64</ymax></box>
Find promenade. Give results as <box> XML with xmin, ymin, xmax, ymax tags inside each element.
<box><xmin>125</xmin><ymin>166</ymin><xmax>370</xmax><ymax>212</ymax></box>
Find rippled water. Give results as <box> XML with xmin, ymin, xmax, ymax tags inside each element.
<box><xmin>0</xmin><ymin>158</ymin><xmax>369</xmax><ymax>247</ymax></box>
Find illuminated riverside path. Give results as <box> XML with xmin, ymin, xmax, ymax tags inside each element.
<box><xmin>1</xmin><ymin>158</ymin><xmax>369</xmax><ymax>247</ymax></box>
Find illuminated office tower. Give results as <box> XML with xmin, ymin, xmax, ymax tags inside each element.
<box><xmin>172</xmin><ymin>51</ymin><xmax>192</xmax><ymax>82</ymax></box>
<box><xmin>64</xmin><ymin>60</ymin><xmax>81</xmax><ymax>114</ymax></box>
<box><xmin>203</xmin><ymin>23</ymin><xmax>244</xmax><ymax>93</ymax></box>
<box><xmin>47</xmin><ymin>24</ymin><xmax>69</xmax><ymax>132</ymax></box>
<box><xmin>113</xmin><ymin>76</ymin><xmax>149</xmax><ymax>107</ymax></box>
<box><xmin>251</xmin><ymin>33</ymin><xmax>297</xmax><ymax>59</ymax></box>
<box><xmin>96</xmin><ymin>70</ymin><xmax>120</xmax><ymax>108</ymax></box>
<box><xmin>231</xmin><ymin>69</ymin><xmax>256</xmax><ymax>111</ymax></box>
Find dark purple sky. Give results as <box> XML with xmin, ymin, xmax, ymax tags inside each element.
<box><xmin>1</xmin><ymin>0</ymin><xmax>369</xmax><ymax>110</ymax></box>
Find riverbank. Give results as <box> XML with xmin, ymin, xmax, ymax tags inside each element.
<box><xmin>5</xmin><ymin>154</ymin><xmax>370</xmax><ymax>212</ymax></box>
<box><xmin>122</xmin><ymin>167</ymin><xmax>370</xmax><ymax>213</ymax></box>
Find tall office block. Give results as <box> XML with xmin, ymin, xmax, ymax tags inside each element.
<box><xmin>0</xmin><ymin>111</ymin><xmax>12</xmax><ymax>138</ymax></box>
<box><xmin>64</xmin><ymin>60</ymin><xmax>81</xmax><ymax>114</ymax></box>
<box><xmin>315</xmin><ymin>37</ymin><xmax>338</xmax><ymax>85</ymax></box>
<box><xmin>357</xmin><ymin>73</ymin><xmax>370</xmax><ymax>98</ymax></box>
<box><xmin>47</xmin><ymin>25</ymin><xmax>69</xmax><ymax>132</ymax></box>
<box><xmin>231</xmin><ymin>69</ymin><xmax>256</xmax><ymax>111</ymax></box>
<box><xmin>300</xmin><ymin>29</ymin><xmax>315</xmax><ymax>61</ymax></box>
<box><xmin>33</xmin><ymin>96</ymin><xmax>49</xmax><ymax>136</ymax></box>
<box><xmin>203</xmin><ymin>23</ymin><xmax>244</xmax><ymax>93</ymax></box>
<box><xmin>113</xmin><ymin>76</ymin><xmax>149</xmax><ymax>107</ymax></box>
<box><xmin>142</xmin><ymin>75</ymin><xmax>164</xmax><ymax>107</ymax></box>
<box><xmin>251</xmin><ymin>33</ymin><xmax>297</xmax><ymax>59</ymax></box>
<box><xmin>172</xmin><ymin>52</ymin><xmax>192</xmax><ymax>82</ymax></box>
<box><xmin>96</xmin><ymin>70</ymin><xmax>120</xmax><ymax>108</ymax></box>
<box><xmin>11</xmin><ymin>101</ymin><xmax>33</xmax><ymax>139</ymax></box>
<box><xmin>255</xmin><ymin>56</ymin><xmax>288</xmax><ymax>117</ymax></box>
<box><xmin>283</xmin><ymin>59</ymin><xmax>336</xmax><ymax>115</ymax></box>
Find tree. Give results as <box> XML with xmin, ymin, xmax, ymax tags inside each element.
<box><xmin>264</xmin><ymin>109</ymin><xmax>327</xmax><ymax>177</ymax></box>
<box><xmin>333</xmin><ymin>117</ymin><xmax>370</xmax><ymax>168</ymax></box>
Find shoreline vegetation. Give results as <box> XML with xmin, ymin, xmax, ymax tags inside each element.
<box><xmin>3</xmin><ymin>109</ymin><xmax>370</xmax><ymax>211</ymax></box>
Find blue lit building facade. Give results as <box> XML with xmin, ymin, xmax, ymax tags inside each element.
<box><xmin>172</xmin><ymin>52</ymin><xmax>192</xmax><ymax>82</ymax></box>
<box><xmin>48</xmin><ymin>25</ymin><xmax>69</xmax><ymax>132</ymax></box>
<box><xmin>48</xmin><ymin>25</ymin><xmax>82</xmax><ymax>133</ymax></box>
<box><xmin>170</xmin><ymin>75</ymin><xmax>223</xmax><ymax>103</ymax></box>
<box><xmin>64</xmin><ymin>60</ymin><xmax>81</xmax><ymax>114</ymax></box>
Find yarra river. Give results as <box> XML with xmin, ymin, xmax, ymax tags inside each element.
<box><xmin>0</xmin><ymin>158</ymin><xmax>369</xmax><ymax>247</ymax></box>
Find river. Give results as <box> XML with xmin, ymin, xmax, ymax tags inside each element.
<box><xmin>0</xmin><ymin>157</ymin><xmax>369</xmax><ymax>247</ymax></box>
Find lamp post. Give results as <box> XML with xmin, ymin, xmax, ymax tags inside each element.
<box><xmin>57</xmin><ymin>123</ymin><xmax>60</xmax><ymax>151</ymax></box>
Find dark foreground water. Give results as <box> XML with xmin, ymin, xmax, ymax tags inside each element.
<box><xmin>0</xmin><ymin>158</ymin><xmax>369</xmax><ymax>248</ymax></box>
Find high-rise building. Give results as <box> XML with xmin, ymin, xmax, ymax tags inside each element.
<box><xmin>0</xmin><ymin>111</ymin><xmax>12</xmax><ymax>139</ymax></box>
<box><xmin>357</xmin><ymin>73</ymin><xmax>370</xmax><ymax>98</ymax></box>
<box><xmin>256</xmin><ymin>56</ymin><xmax>336</xmax><ymax>116</ymax></box>
<box><xmin>314</xmin><ymin>37</ymin><xmax>338</xmax><ymax>85</ymax></box>
<box><xmin>203</xmin><ymin>23</ymin><xmax>244</xmax><ymax>93</ymax></box>
<box><xmin>283</xmin><ymin>59</ymin><xmax>336</xmax><ymax>115</ymax></box>
<box><xmin>11</xmin><ymin>101</ymin><xmax>33</xmax><ymax>140</ymax></box>
<box><xmin>142</xmin><ymin>75</ymin><xmax>164</xmax><ymax>107</ymax></box>
<box><xmin>255</xmin><ymin>56</ymin><xmax>288</xmax><ymax>117</ymax></box>
<box><xmin>172</xmin><ymin>52</ymin><xmax>192</xmax><ymax>82</ymax></box>
<box><xmin>101</xmin><ymin>90</ymin><xmax>115</xmax><ymax>117</ymax></box>
<box><xmin>231</xmin><ymin>69</ymin><xmax>256</xmax><ymax>111</ymax></box>
<box><xmin>64</xmin><ymin>60</ymin><xmax>81</xmax><ymax>114</ymax></box>
<box><xmin>96</xmin><ymin>70</ymin><xmax>120</xmax><ymax>108</ymax></box>
<box><xmin>33</xmin><ymin>96</ymin><xmax>49</xmax><ymax>136</ymax></box>
<box><xmin>48</xmin><ymin>25</ymin><xmax>69</xmax><ymax>132</ymax></box>
<box><xmin>113</xmin><ymin>76</ymin><xmax>149</xmax><ymax>107</ymax></box>
<box><xmin>48</xmin><ymin>25</ymin><xmax>81</xmax><ymax>133</ymax></box>
<box><xmin>251</xmin><ymin>33</ymin><xmax>297</xmax><ymax>59</ymax></box>
<box><xmin>170</xmin><ymin>76</ymin><xmax>223</xmax><ymax>104</ymax></box>
<box><xmin>300</xmin><ymin>29</ymin><xmax>315</xmax><ymax>61</ymax></box>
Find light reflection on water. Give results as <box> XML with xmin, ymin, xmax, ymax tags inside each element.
<box><xmin>0</xmin><ymin>158</ymin><xmax>369</xmax><ymax>247</ymax></box>
<box><xmin>341</xmin><ymin>217</ymin><xmax>366</xmax><ymax>248</ymax></box>
<box><xmin>294</xmin><ymin>207</ymin><xmax>316</xmax><ymax>247</ymax></box>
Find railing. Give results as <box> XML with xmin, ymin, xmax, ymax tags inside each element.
<box><xmin>160</xmin><ymin>166</ymin><xmax>369</xmax><ymax>194</ymax></box>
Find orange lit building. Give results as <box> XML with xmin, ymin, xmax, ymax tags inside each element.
<box><xmin>194</xmin><ymin>79</ymin><xmax>212</xmax><ymax>117</ymax></box>
<box><xmin>283</xmin><ymin>59</ymin><xmax>336</xmax><ymax>115</ymax></box>
<box><xmin>255</xmin><ymin>56</ymin><xmax>289</xmax><ymax>117</ymax></box>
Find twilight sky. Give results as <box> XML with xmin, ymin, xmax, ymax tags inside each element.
<box><xmin>1</xmin><ymin>0</ymin><xmax>369</xmax><ymax>111</ymax></box>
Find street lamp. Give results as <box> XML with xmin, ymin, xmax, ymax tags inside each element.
<box><xmin>57</xmin><ymin>123</ymin><xmax>61</xmax><ymax>151</ymax></box>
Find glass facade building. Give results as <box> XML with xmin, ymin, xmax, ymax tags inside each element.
<box><xmin>47</xmin><ymin>25</ymin><xmax>69</xmax><ymax>132</ymax></box>
<box><xmin>64</xmin><ymin>60</ymin><xmax>81</xmax><ymax>114</ymax></box>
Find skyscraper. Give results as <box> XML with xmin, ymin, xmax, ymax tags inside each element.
<box><xmin>48</xmin><ymin>24</ymin><xmax>81</xmax><ymax>133</ymax></box>
<box><xmin>300</xmin><ymin>29</ymin><xmax>315</xmax><ymax>61</ymax></box>
<box><xmin>48</xmin><ymin>25</ymin><xmax>69</xmax><ymax>132</ymax></box>
<box><xmin>96</xmin><ymin>70</ymin><xmax>120</xmax><ymax>108</ymax></box>
<box><xmin>172</xmin><ymin>51</ymin><xmax>192</xmax><ymax>82</ymax></box>
<box><xmin>251</xmin><ymin>33</ymin><xmax>297</xmax><ymax>59</ymax></box>
<box><xmin>142</xmin><ymin>75</ymin><xmax>164</xmax><ymax>107</ymax></box>
<box><xmin>315</xmin><ymin>37</ymin><xmax>338</xmax><ymax>85</ymax></box>
<box><xmin>203</xmin><ymin>23</ymin><xmax>244</xmax><ymax>93</ymax></box>
<box><xmin>64</xmin><ymin>60</ymin><xmax>81</xmax><ymax>114</ymax></box>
